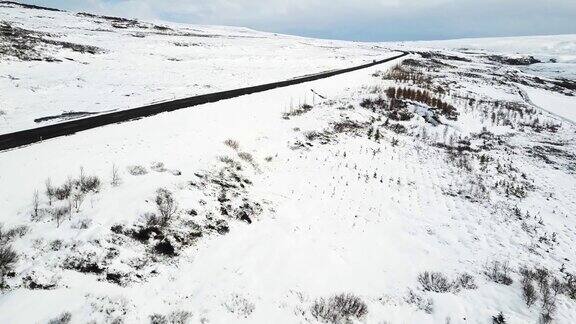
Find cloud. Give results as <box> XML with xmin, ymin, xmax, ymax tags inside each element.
<box><xmin>28</xmin><ymin>0</ymin><xmax>576</xmax><ymax>41</ymax></box>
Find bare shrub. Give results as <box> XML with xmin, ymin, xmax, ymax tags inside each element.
<box><xmin>149</xmin><ymin>311</ymin><xmax>191</xmax><ymax>324</ymax></box>
<box><xmin>284</xmin><ymin>103</ymin><xmax>313</xmax><ymax>118</ymax></box>
<box><xmin>48</xmin><ymin>312</ymin><xmax>72</xmax><ymax>324</ymax></box>
<box><xmin>45</xmin><ymin>178</ymin><xmax>55</xmax><ymax>205</ymax></box>
<box><xmin>142</xmin><ymin>212</ymin><xmax>161</xmax><ymax>227</ymax></box>
<box><xmin>360</xmin><ymin>96</ymin><xmax>387</xmax><ymax>111</ymax></box>
<box><xmin>405</xmin><ymin>289</ymin><xmax>433</xmax><ymax>314</ymax></box>
<box><xmin>79</xmin><ymin>175</ymin><xmax>101</xmax><ymax>193</ymax></box>
<box><xmin>237</xmin><ymin>152</ymin><xmax>260</xmax><ymax>171</ymax></box>
<box><xmin>32</xmin><ymin>190</ymin><xmax>40</xmax><ymax>220</ymax></box>
<box><xmin>540</xmin><ymin>276</ymin><xmax>561</xmax><ymax>323</ymax></box>
<box><xmin>149</xmin><ymin>314</ymin><xmax>168</xmax><ymax>324</ymax></box>
<box><xmin>111</xmin><ymin>164</ymin><xmax>121</xmax><ymax>186</ymax></box>
<box><xmin>565</xmin><ymin>273</ymin><xmax>576</xmax><ymax>300</ymax></box>
<box><xmin>0</xmin><ymin>244</ymin><xmax>18</xmax><ymax>286</ymax></box>
<box><xmin>0</xmin><ymin>225</ymin><xmax>27</xmax><ymax>245</ymax></box>
<box><xmin>384</xmin><ymin>64</ymin><xmax>431</xmax><ymax>85</ymax></box>
<box><xmin>0</xmin><ymin>225</ymin><xmax>17</xmax><ymax>245</ymax></box>
<box><xmin>534</xmin><ymin>268</ymin><xmax>550</xmax><ymax>290</ymax></box>
<box><xmin>492</xmin><ymin>312</ymin><xmax>506</xmax><ymax>324</ymax></box>
<box><xmin>72</xmin><ymin>192</ymin><xmax>85</xmax><ymax>212</ymax></box>
<box><xmin>224</xmin><ymin>139</ymin><xmax>240</xmax><ymax>150</ymax></box>
<box><xmin>541</xmin><ymin>288</ymin><xmax>556</xmax><ymax>323</ymax></box>
<box><xmin>455</xmin><ymin>273</ymin><xmax>477</xmax><ymax>290</ymax></box>
<box><xmin>304</xmin><ymin>130</ymin><xmax>331</xmax><ymax>142</ymax></box>
<box><xmin>127</xmin><ymin>165</ymin><xmax>148</xmax><ymax>176</ymax></box>
<box><xmin>54</xmin><ymin>181</ymin><xmax>72</xmax><ymax>200</ymax></box>
<box><xmin>484</xmin><ymin>261</ymin><xmax>513</xmax><ymax>285</ymax></box>
<box><xmin>154</xmin><ymin>239</ymin><xmax>176</xmax><ymax>256</ymax></box>
<box><xmin>418</xmin><ymin>271</ymin><xmax>453</xmax><ymax>293</ymax></box>
<box><xmin>311</xmin><ymin>293</ymin><xmax>368</xmax><ymax>323</ymax></box>
<box><xmin>168</xmin><ymin>310</ymin><xmax>192</xmax><ymax>324</ymax></box>
<box><xmin>237</xmin><ymin>152</ymin><xmax>254</xmax><ymax>164</ymax></box>
<box><xmin>519</xmin><ymin>267</ymin><xmax>538</xmax><ymax>307</ymax></box>
<box><xmin>52</xmin><ymin>206</ymin><xmax>70</xmax><ymax>227</ymax></box>
<box><xmin>151</xmin><ymin>162</ymin><xmax>166</xmax><ymax>172</ymax></box>
<box><xmin>71</xmin><ymin>218</ymin><xmax>91</xmax><ymax>230</ymax></box>
<box><xmin>332</xmin><ymin>120</ymin><xmax>365</xmax><ymax>133</ymax></box>
<box><xmin>219</xmin><ymin>155</ymin><xmax>235</xmax><ymax>164</ymax></box>
<box><xmin>385</xmin><ymin>123</ymin><xmax>407</xmax><ymax>134</ymax></box>
<box><xmin>224</xmin><ymin>294</ymin><xmax>255</xmax><ymax>318</ymax></box>
<box><xmin>50</xmin><ymin>239</ymin><xmax>63</xmax><ymax>251</ymax></box>
<box><xmin>155</xmin><ymin>188</ymin><xmax>178</xmax><ymax>227</ymax></box>
<box><xmin>522</xmin><ymin>279</ymin><xmax>538</xmax><ymax>307</ymax></box>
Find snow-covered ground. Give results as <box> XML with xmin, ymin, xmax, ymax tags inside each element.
<box><xmin>0</xmin><ymin>2</ymin><xmax>388</xmax><ymax>133</ymax></box>
<box><xmin>1</xmin><ymin>2</ymin><xmax>576</xmax><ymax>324</ymax></box>
<box><xmin>522</xmin><ymin>86</ymin><xmax>576</xmax><ymax>124</ymax></box>
<box><xmin>400</xmin><ymin>34</ymin><xmax>576</xmax><ymax>84</ymax></box>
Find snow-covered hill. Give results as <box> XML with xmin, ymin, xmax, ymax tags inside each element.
<box><xmin>1</xmin><ymin>2</ymin><xmax>576</xmax><ymax>324</ymax></box>
<box><xmin>0</xmin><ymin>1</ymin><xmax>388</xmax><ymax>133</ymax></box>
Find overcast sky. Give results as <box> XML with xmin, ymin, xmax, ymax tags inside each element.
<box><xmin>29</xmin><ymin>0</ymin><xmax>576</xmax><ymax>41</ymax></box>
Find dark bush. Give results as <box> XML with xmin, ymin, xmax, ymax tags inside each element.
<box><xmin>418</xmin><ymin>271</ymin><xmax>453</xmax><ymax>293</ymax></box>
<box><xmin>127</xmin><ymin>165</ymin><xmax>148</xmax><ymax>176</ymax></box>
<box><xmin>48</xmin><ymin>312</ymin><xmax>72</xmax><ymax>324</ymax></box>
<box><xmin>205</xmin><ymin>219</ymin><xmax>229</xmax><ymax>235</ymax></box>
<box><xmin>54</xmin><ymin>182</ymin><xmax>72</xmax><ymax>200</ymax></box>
<box><xmin>149</xmin><ymin>314</ymin><xmax>168</xmax><ymax>324</ymax></box>
<box><xmin>405</xmin><ymin>289</ymin><xmax>433</xmax><ymax>314</ymax></box>
<box><xmin>484</xmin><ymin>261</ymin><xmax>513</xmax><ymax>285</ymax></box>
<box><xmin>155</xmin><ymin>188</ymin><xmax>178</xmax><ymax>227</ymax></box>
<box><xmin>388</xmin><ymin>109</ymin><xmax>414</xmax><ymax>121</ymax></box>
<box><xmin>522</xmin><ymin>279</ymin><xmax>538</xmax><ymax>307</ymax></box>
<box><xmin>386</xmin><ymin>86</ymin><xmax>458</xmax><ymax>120</ymax></box>
<box><xmin>63</xmin><ymin>254</ymin><xmax>104</xmax><ymax>274</ymax></box>
<box><xmin>283</xmin><ymin>103</ymin><xmax>313</xmax><ymax>118</ymax></box>
<box><xmin>0</xmin><ymin>224</ymin><xmax>20</xmax><ymax>245</ymax></box>
<box><xmin>332</xmin><ymin>120</ymin><xmax>365</xmax><ymax>133</ymax></box>
<box><xmin>154</xmin><ymin>239</ymin><xmax>176</xmax><ymax>256</ymax></box>
<box><xmin>149</xmin><ymin>311</ymin><xmax>192</xmax><ymax>324</ymax></box>
<box><xmin>52</xmin><ymin>205</ymin><xmax>70</xmax><ymax>227</ymax></box>
<box><xmin>534</xmin><ymin>268</ymin><xmax>550</xmax><ymax>289</ymax></box>
<box><xmin>311</xmin><ymin>293</ymin><xmax>368</xmax><ymax>323</ymax></box>
<box><xmin>360</xmin><ymin>98</ymin><xmax>373</xmax><ymax>108</ymax></box>
<box><xmin>237</xmin><ymin>152</ymin><xmax>254</xmax><ymax>163</ymax></box>
<box><xmin>169</xmin><ymin>311</ymin><xmax>192</xmax><ymax>324</ymax></box>
<box><xmin>386</xmin><ymin>123</ymin><xmax>407</xmax><ymax>134</ymax></box>
<box><xmin>0</xmin><ymin>244</ymin><xmax>18</xmax><ymax>285</ymax></box>
<box><xmin>110</xmin><ymin>224</ymin><xmax>124</xmax><ymax>234</ymax></box>
<box><xmin>45</xmin><ymin>178</ymin><xmax>55</xmax><ymax>205</ymax></box>
<box><xmin>106</xmin><ymin>272</ymin><xmax>124</xmax><ymax>285</ymax></box>
<box><xmin>492</xmin><ymin>312</ymin><xmax>506</xmax><ymax>324</ymax></box>
<box><xmin>455</xmin><ymin>273</ymin><xmax>477</xmax><ymax>290</ymax></box>
<box><xmin>79</xmin><ymin>175</ymin><xmax>101</xmax><ymax>193</ymax></box>
<box><xmin>540</xmin><ymin>277</ymin><xmax>560</xmax><ymax>324</ymax></box>
<box><xmin>224</xmin><ymin>139</ymin><xmax>240</xmax><ymax>150</ymax></box>
<box><xmin>131</xmin><ymin>225</ymin><xmax>163</xmax><ymax>243</ymax></box>
<box><xmin>565</xmin><ymin>273</ymin><xmax>576</xmax><ymax>300</ymax></box>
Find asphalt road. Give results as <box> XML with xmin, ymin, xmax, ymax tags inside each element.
<box><xmin>0</xmin><ymin>52</ymin><xmax>408</xmax><ymax>152</ymax></box>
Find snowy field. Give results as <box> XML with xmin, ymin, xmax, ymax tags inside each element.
<box><xmin>1</xmin><ymin>2</ymin><xmax>576</xmax><ymax>324</ymax></box>
<box><xmin>0</xmin><ymin>2</ymin><xmax>388</xmax><ymax>133</ymax></box>
<box><xmin>401</xmin><ymin>34</ymin><xmax>576</xmax><ymax>86</ymax></box>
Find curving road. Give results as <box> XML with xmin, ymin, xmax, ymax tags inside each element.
<box><xmin>0</xmin><ymin>52</ymin><xmax>408</xmax><ymax>151</ymax></box>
